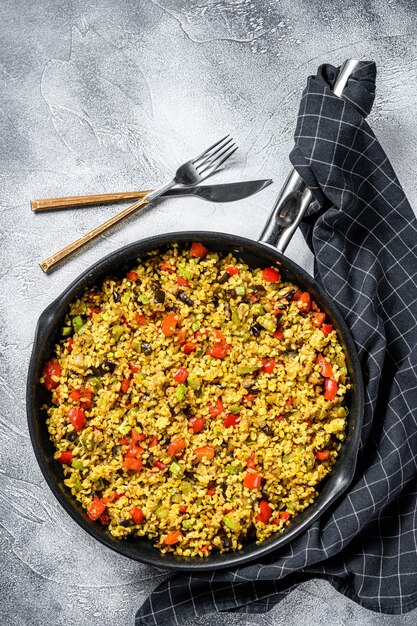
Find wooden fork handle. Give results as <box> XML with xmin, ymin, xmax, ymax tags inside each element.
<box><xmin>31</xmin><ymin>190</ymin><xmax>152</xmax><ymax>211</ymax></box>
<box><xmin>40</xmin><ymin>195</ymin><xmax>150</xmax><ymax>273</ymax></box>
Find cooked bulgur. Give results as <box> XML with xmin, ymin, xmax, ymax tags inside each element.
<box><xmin>41</xmin><ymin>242</ymin><xmax>349</xmax><ymax>557</ymax></box>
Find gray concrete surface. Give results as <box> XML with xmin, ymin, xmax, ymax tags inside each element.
<box><xmin>1</xmin><ymin>0</ymin><xmax>417</xmax><ymax>624</ymax></box>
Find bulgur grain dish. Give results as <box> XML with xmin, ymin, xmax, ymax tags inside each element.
<box><xmin>41</xmin><ymin>242</ymin><xmax>350</xmax><ymax>557</ymax></box>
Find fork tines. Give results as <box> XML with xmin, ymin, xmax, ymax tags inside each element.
<box><xmin>193</xmin><ymin>135</ymin><xmax>237</xmax><ymax>177</ymax></box>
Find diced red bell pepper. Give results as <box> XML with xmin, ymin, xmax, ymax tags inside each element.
<box><xmin>153</xmin><ymin>460</ymin><xmax>165</xmax><ymax>470</ymax></box>
<box><xmin>68</xmin><ymin>407</ymin><xmax>86</xmax><ymax>432</ymax></box>
<box><xmin>243</xmin><ymin>472</ymin><xmax>262</xmax><ymax>490</ymax></box>
<box><xmin>207</xmin><ymin>485</ymin><xmax>216</xmax><ymax>496</ymax></box>
<box><xmin>311</xmin><ymin>312</ymin><xmax>326</xmax><ymax>327</ymax></box>
<box><xmin>123</xmin><ymin>457</ymin><xmax>143</xmax><ymax>471</ymax></box>
<box><xmin>262</xmin><ymin>267</ymin><xmax>281</xmax><ymax>282</ymax></box>
<box><xmin>321</xmin><ymin>323</ymin><xmax>333</xmax><ymax>337</ymax></box>
<box><xmin>161</xmin><ymin>313</ymin><xmax>180</xmax><ymax>337</ymax></box>
<box><xmin>87</xmin><ymin>496</ymin><xmax>106</xmax><ymax>521</ymax></box>
<box><xmin>194</xmin><ymin>446</ymin><xmax>215</xmax><ymax>461</ymax></box>
<box><xmin>160</xmin><ymin>261</ymin><xmax>175</xmax><ymax>274</ymax></box>
<box><xmin>126</xmin><ymin>271</ymin><xmax>139</xmax><ymax>281</ymax></box>
<box><xmin>206</xmin><ymin>341</ymin><xmax>232</xmax><ymax>359</ymax></box>
<box><xmin>130</xmin><ymin>506</ymin><xmax>145</xmax><ymax>524</ymax></box>
<box><xmin>69</xmin><ymin>388</ymin><xmax>82</xmax><ymax>401</ymax></box>
<box><xmin>58</xmin><ymin>451</ymin><xmax>73</xmax><ymax>464</ymax></box>
<box><xmin>176</xmin><ymin>275</ymin><xmax>190</xmax><ymax>287</ymax></box>
<box><xmin>273</xmin><ymin>331</ymin><xmax>285</xmax><ymax>341</ymax></box>
<box><xmin>257</xmin><ymin>500</ymin><xmax>272</xmax><ymax>524</ymax></box>
<box><xmin>208</xmin><ymin>397</ymin><xmax>224</xmax><ymax>416</ymax></box>
<box><xmin>129</xmin><ymin>364</ymin><xmax>141</xmax><ymax>373</ymax></box>
<box><xmin>246</xmin><ymin>451</ymin><xmax>256</xmax><ymax>469</ymax></box>
<box><xmin>135</xmin><ymin>313</ymin><xmax>147</xmax><ymax>326</ymax></box>
<box><xmin>119</xmin><ymin>438</ymin><xmax>129</xmax><ymax>445</ymax></box>
<box><xmin>149</xmin><ymin>435</ymin><xmax>159</xmax><ymax>448</ymax></box>
<box><xmin>182</xmin><ymin>342</ymin><xmax>197</xmax><ymax>354</ymax></box>
<box><xmin>316</xmin><ymin>449</ymin><xmax>330</xmax><ymax>461</ymax></box>
<box><xmin>296</xmin><ymin>292</ymin><xmax>311</xmax><ymax>312</ymax></box>
<box><xmin>272</xmin><ymin>510</ymin><xmax>291</xmax><ymax>524</ymax></box>
<box><xmin>189</xmin><ymin>417</ymin><xmax>205</xmax><ymax>433</ymax></box>
<box><xmin>223</xmin><ymin>413</ymin><xmax>240</xmax><ymax>428</ymax></box>
<box><xmin>67</xmin><ymin>338</ymin><xmax>74</xmax><ymax>353</ymax></box>
<box><xmin>173</xmin><ymin>368</ymin><xmax>189</xmax><ymax>383</ymax></box>
<box><xmin>225</xmin><ymin>266</ymin><xmax>239</xmax><ymax>276</ymax></box>
<box><xmin>324</xmin><ymin>378</ymin><xmax>339</xmax><ymax>401</ymax></box>
<box><xmin>292</xmin><ymin>290</ymin><xmax>302</xmax><ymax>301</ymax></box>
<box><xmin>164</xmin><ymin>530</ymin><xmax>183</xmax><ymax>545</ymax></box>
<box><xmin>285</xmin><ymin>397</ymin><xmax>294</xmax><ymax>406</ymax></box>
<box><xmin>316</xmin><ymin>353</ymin><xmax>333</xmax><ymax>378</ymax></box>
<box><xmin>121</xmin><ymin>378</ymin><xmax>130</xmax><ymax>393</ymax></box>
<box><xmin>131</xmin><ymin>429</ymin><xmax>146</xmax><ymax>443</ymax></box>
<box><xmin>80</xmin><ymin>388</ymin><xmax>93</xmax><ymax>410</ymax></box>
<box><xmin>262</xmin><ymin>357</ymin><xmax>276</xmax><ymax>374</ymax></box>
<box><xmin>125</xmin><ymin>444</ymin><xmax>144</xmax><ymax>458</ymax></box>
<box><xmin>190</xmin><ymin>242</ymin><xmax>208</xmax><ymax>258</ymax></box>
<box><xmin>243</xmin><ymin>394</ymin><xmax>255</xmax><ymax>406</ymax></box>
<box><xmin>43</xmin><ymin>359</ymin><xmax>62</xmax><ymax>390</ymax></box>
<box><xmin>168</xmin><ymin>438</ymin><xmax>186</xmax><ymax>457</ymax></box>
<box><xmin>179</xmin><ymin>504</ymin><xmax>188</xmax><ymax>513</ymax></box>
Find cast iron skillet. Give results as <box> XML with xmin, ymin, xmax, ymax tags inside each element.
<box><xmin>26</xmin><ymin>60</ymin><xmax>364</xmax><ymax>571</ymax></box>
<box><xmin>27</xmin><ymin>230</ymin><xmax>364</xmax><ymax>571</ymax></box>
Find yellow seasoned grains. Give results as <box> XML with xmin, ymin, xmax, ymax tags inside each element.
<box><xmin>41</xmin><ymin>243</ymin><xmax>349</xmax><ymax>557</ymax></box>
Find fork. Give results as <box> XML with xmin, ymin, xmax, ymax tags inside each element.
<box><xmin>40</xmin><ymin>136</ymin><xmax>237</xmax><ymax>272</ymax></box>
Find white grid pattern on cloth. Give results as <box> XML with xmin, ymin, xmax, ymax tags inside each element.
<box><xmin>135</xmin><ymin>61</ymin><xmax>417</xmax><ymax>625</ymax></box>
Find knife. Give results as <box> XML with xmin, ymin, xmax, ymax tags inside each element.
<box><xmin>31</xmin><ymin>180</ymin><xmax>273</xmax><ymax>212</ymax></box>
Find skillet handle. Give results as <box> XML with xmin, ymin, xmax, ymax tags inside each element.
<box><xmin>259</xmin><ymin>59</ymin><xmax>361</xmax><ymax>253</ymax></box>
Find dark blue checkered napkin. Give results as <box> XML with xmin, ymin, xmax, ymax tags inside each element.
<box><xmin>136</xmin><ymin>62</ymin><xmax>417</xmax><ymax>624</ymax></box>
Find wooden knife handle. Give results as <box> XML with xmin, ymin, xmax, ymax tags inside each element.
<box><xmin>40</xmin><ymin>195</ymin><xmax>150</xmax><ymax>273</ymax></box>
<box><xmin>31</xmin><ymin>190</ymin><xmax>152</xmax><ymax>211</ymax></box>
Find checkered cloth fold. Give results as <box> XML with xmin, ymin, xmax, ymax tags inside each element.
<box><xmin>136</xmin><ymin>62</ymin><xmax>417</xmax><ymax>625</ymax></box>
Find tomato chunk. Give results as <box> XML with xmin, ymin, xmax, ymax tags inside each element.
<box><xmin>206</xmin><ymin>341</ymin><xmax>232</xmax><ymax>359</ymax></box>
<box><xmin>189</xmin><ymin>417</ymin><xmax>205</xmax><ymax>433</ymax></box>
<box><xmin>121</xmin><ymin>378</ymin><xmax>130</xmax><ymax>393</ymax></box>
<box><xmin>153</xmin><ymin>460</ymin><xmax>165</xmax><ymax>470</ymax></box>
<box><xmin>58</xmin><ymin>451</ymin><xmax>73</xmax><ymax>464</ymax></box>
<box><xmin>149</xmin><ymin>435</ymin><xmax>159</xmax><ymax>448</ymax></box>
<box><xmin>160</xmin><ymin>261</ymin><xmax>174</xmax><ymax>273</ymax></box>
<box><xmin>87</xmin><ymin>497</ymin><xmax>106</xmax><ymax>521</ymax></box>
<box><xmin>316</xmin><ymin>353</ymin><xmax>333</xmax><ymax>378</ymax></box>
<box><xmin>321</xmin><ymin>323</ymin><xmax>333</xmax><ymax>337</ymax></box>
<box><xmin>164</xmin><ymin>530</ymin><xmax>183</xmax><ymax>545</ymax></box>
<box><xmin>168</xmin><ymin>438</ymin><xmax>186</xmax><ymax>457</ymax></box>
<box><xmin>190</xmin><ymin>242</ymin><xmax>208</xmax><ymax>258</ymax></box>
<box><xmin>68</xmin><ymin>407</ymin><xmax>86</xmax><ymax>432</ymax></box>
<box><xmin>324</xmin><ymin>378</ymin><xmax>339</xmax><ymax>401</ymax></box>
<box><xmin>125</xmin><ymin>444</ymin><xmax>144</xmax><ymax>458</ymax></box>
<box><xmin>161</xmin><ymin>313</ymin><xmax>180</xmax><ymax>337</ymax></box>
<box><xmin>194</xmin><ymin>446</ymin><xmax>215</xmax><ymax>461</ymax></box>
<box><xmin>69</xmin><ymin>388</ymin><xmax>82</xmax><ymax>401</ymax></box>
<box><xmin>262</xmin><ymin>267</ymin><xmax>280</xmax><ymax>282</ymax></box>
<box><xmin>126</xmin><ymin>271</ymin><xmax>138</xmax><ymax>281</ymax></box>
<box><xmin>297</xmin><ymin>292</ymin><xmax>311</xmax><ymax>312</ymax></box>
<box><xmin>223</xmin><ymin>413</ymin><xmax>240</xmax><ymax>428</ymax></box>
<box><xmin>182</xmin><ymin>342</ymin><xmax>197</xmax><ymax>354</ymax></box>
<box><xmin>173</xmin><ymin>368</ymin><xmax>189</xmax><ymax>383</ymax></box>
<box><xmin>262</xmin><ymin>357</ymin><xmax>276</xmax><ymax>374</ymax></box>
<box><xmin>130</xmin><ymin>506</ymin><xmax>145</xmax><ymax>524</ymax></box>
<box><xmin>207</xmin><ymin>485</ymin><xmax>216</xmax><ymax>496</ymax></box>
<box><xmin>129</xmin><ymin>365</ymin><xmax>140</xmax><ymax>373</ymax></box>
<box><xmin>123</xmin><ymin>457</ymin><xmax>143</xmax><ymax>471</ymax></box>
<box><xmin>43</xmin><ymin>359</ymin><xmax>62</xmax><ymax>390</ymax></box>
<box><xmin>208</xmin><ymin>397</ymin><xmax>224</xmax><ymax>416</ymax></box>
<box><xmin>316</xmin><ymin>449</ymin><xmax>330</xmax><ymax>461</ymax></box>
<box><xmin>273</xmin><ymin>331</ymin><xmax>285</xmax><ymax>341</ymax></box>
<box><xmin>225</xmin><ymin>266</ymin><xmax>239</xmax><ymax>276</ymax></box>
<box><xmin>243</xmin><ymin>472</ymin><xmax>262</xmax><ymax>490</ymax></box>
<box><xmin>176</xmin><ymin>275</ymin><xmax>190</xmax><ymax>287</ymax></box>
<box><xmin>135</xmin><ymin>313</ymin><xmax>147</xmax><ymax>326</ymax></box>
<box><xmin>131</xmin><ymin>429</ymin><xmax>146</xmax><ymax>443</ymax></box>
<box><xmin>257</xmin><ymin>500</ymin><xmax>272</xmax><ymax>524</ymax></box>
<box><xmin>311</xmin><ymin>312</ymin><xmax>326</xmax><ymax>327</ymax></box>
<box><xmin>246</xmin><ymin>451</ymin><xmax>256</xmax><ymax>469</ymax></box>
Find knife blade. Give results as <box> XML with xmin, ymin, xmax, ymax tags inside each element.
<box><xmin>164</xmin><ymin>179</ymin><xmax>272</xmax><ymax>203</ymax></box>
<box><xmin>31</xmin><ymin>180</ymin><xmax>273</xmax><ymax>212</ymax></box>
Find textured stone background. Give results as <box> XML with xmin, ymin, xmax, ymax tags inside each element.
<box><xmin>1</xmin><ymin>0</ymin><xmax>417</xmax><ymax>624</ymax></box>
